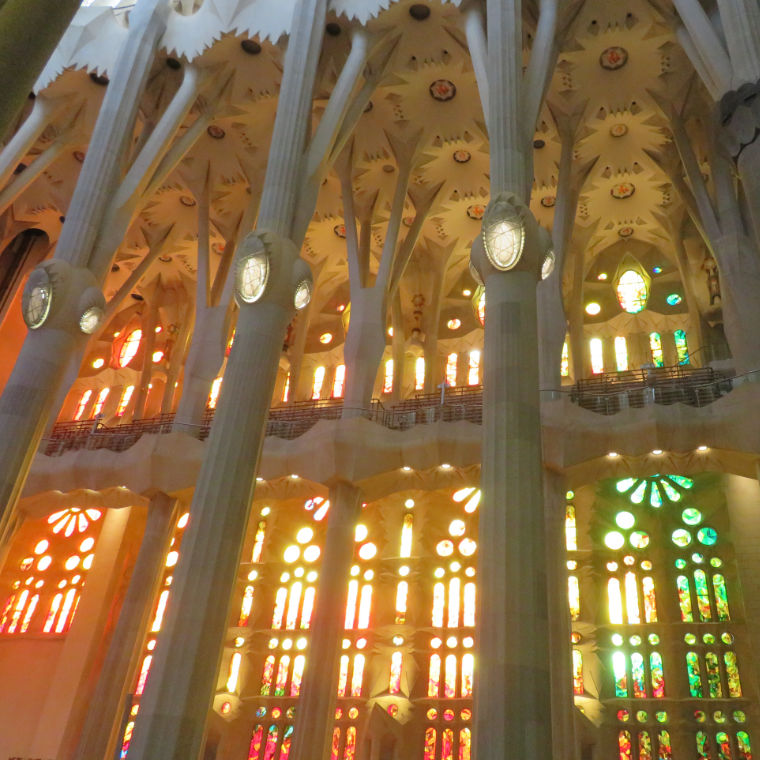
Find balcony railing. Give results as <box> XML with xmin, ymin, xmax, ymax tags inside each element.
<box><xmin>40</xmin><ymin>364</ymin><xmax>752</xmax><ymax>456</ymax></box>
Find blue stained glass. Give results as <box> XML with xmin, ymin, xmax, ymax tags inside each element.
<box><xmin>650</xmin><ymin>485</ymin><xmax>662</xmax><ymax>508</ymax></box>
<box><xmin>669</xmin><ymin>475</ymin><xmax>694</xmax><ymax>489</ymax></box>
<box><xmin>631</xmin><ymin>481</ymin><xmax>647</xmax><ymax>504</ymax></box>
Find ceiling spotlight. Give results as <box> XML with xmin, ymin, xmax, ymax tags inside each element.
<box><xmin>697</xmin><ymin>445</ymin><xmax>708</xmax><ymax>452</ymax></box>
<box><xmin>608</xmin><ymin>452</ymin><xmax>619</xmax><ymax>458</ymax></box>
<box><xmin>652</xmin><ymin>449</ymin><xmax>663</xmax><ymax>455</ymax></box>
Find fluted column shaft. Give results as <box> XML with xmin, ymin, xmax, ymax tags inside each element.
<box><xmin>125</xmin><ymin>3</ymin><xmax>328</xmax><ymax>758</ymax></box>
<box><xmin>72</xmin><ymin>494</ymin><xmax>177</xmax><ymax>760</ymax></box>
<box><xmin>290</xmin><ymin>482</ymin><xmax>361</xmax><ymax>760</ymax></box>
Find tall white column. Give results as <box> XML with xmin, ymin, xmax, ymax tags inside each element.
<box><xmin>125</xmin><ymin>3</ymin><xmax>328</xmax><ymax>757</ymax></box>
<box><xmin>71</xmin><ymin>494</ymin><xmax>177</xmax><ymax>760</ymax></box>
<box><xmin>289</xmin><ymin>481</ymin><xmax>361</xmax><ymax>760</ymax></box>
<box><xmin>0</xmin><ymin>0</ymin><xmax>170</xmax><ymax>541</ymax></box>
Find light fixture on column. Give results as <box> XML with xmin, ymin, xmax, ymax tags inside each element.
<box><xmin>237</xmin><ymin>251</ymin><xmax>269</xmax><ymax>303</ymax></box>
<box><xmin>541</xmin><ymin>248</ymin><xmax>555</xmax><ymax>280</ymax></box>
<box><xmin>22</xmin><ymin>267</ymin><xmax>53</xmax><ymax>329</ymax></box>
<box><xmin>78</xmin><ymin>286</ymin><xmax>106</xmax><ymax>334</ymax></box>
<box><xmin>481</xmin><ymin>193</ymin><xmax>526</xmax><ymax>271</ymax></box>
<box><xmin>79</xmin><ymin>306</ymin><xmax>104</xmax><ymax>334</ymax></box>
<box><xmin>294</xmin><ymin>280</ymin><xmax>312</xmax><ymax>310</ymax></box>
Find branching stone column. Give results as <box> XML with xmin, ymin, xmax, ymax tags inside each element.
<box><xmin>0</xmin><ymin>0</ymin><xmax>170</xmax><ymax>539</ymax></box>
<box><xmin>468</xmin><ymin>2</ymin><xmax>556</xmax><ymax>759</ymax></box>
<box><xmin>290</xmin><ymin>481</ymin><xmax>361</xmax><ymax>760</ymax></box>
<box><xmin>72</xmin><ymin>493</ymin><xmax>178</xmax><ymax>760</ymax></box>
<box><xmin>125</xmin><ymin>3</ymin><xmax>328</xmax><ymax>757</ymax></box>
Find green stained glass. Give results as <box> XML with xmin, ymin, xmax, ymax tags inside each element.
<box><xmin>714</xmin><ymin>711</ymin><xmax>727</xmax><ymax>724</ymax></box>
<box><xmin>669</xmin><ymin>475</ymin><xmax>694</xmax><ymax>489</ymax></box>
<box><xmin>716</xmin><ymin>732</ymin><xmax>732</xmax><ymax>760</ymax></box>
<box><xmin>714</xmin><ymin>575</ymin><xmax>730</xmax><ymax>621</ymax></box>
<box><xmin>675</xmin><ymin>558</ymin><xmax>687</xmax><ymax>569</ymax></box>
<box><xmin>630</xmin><ymin>531</ymin><xmax>650</xmax><ymax>549</ymax></box>
<box><xmin>692</xmin><ymin>553</ymin><xmax>705</xmax><ymax>563</ymax></box>
<box><xmin>672</xmin><ymin>529</ymin><xmax>692</xmax><ymax>547</ymax></box>
<box><xmin>660</xmin><ymin>480</ymin><xmax>681</xmax><ymax>502</ymax></box>
<box><xmin>631</xmin><ymin>652</ymin><xmax>646</xmax><ymax>697</ymax></box>
<box><xmin>616</xmin><ymin>511</ymin><xmax>636</xmax><ymax>529</ymax></box>
<box><xmin>721</xmin><ymin>632</ymin><xmax>734</xmax><ymax>645</ymax></box>
<box><xmin>682</xmin><ymin>508</ymin><xmax>703</xmax><ymax>525</ymax></box>
<box><xmin>612</xmin><ymin>633</ymin><xmax>624</xmax><ymax>646</ymax></box>
<box><xmin>637</xmin><ymin>711</ymin><xmax>649</xmax><ymax>723</ymax></box>
<box><xmin>650</xmin><ymin>333</ymin><xmax>664</xmax><ymax>367</ymax></box>
<box><xmin>677</xmin><ymin>576</ymin><xmax>693</xmax><ymax>622</ymax></box>
<box><xmin>704</xmin><ymin>633</ymin><xmax>716</xmax><ymax>644</ymax></box>
<box><xmin>694</xmin><ymin>569</ymin><xmax>712</xmax><ymax>621</ymax></box>
<box><xmin>617</xmin><ymin>478</ymin><xmax>636</xmax><ymax>493</ymax></box>
<box><xmin>656</xmin><ymin>711</ymin><xmax>668</xmax><ymax>723</ymax></box>
<box><xmin>686</xmin><ymin>652</ymin><xmax>703</xmax><ymax>697</ymax></box>
<box><xmin>650</xmin><ymin>652</ymin><xmax>665</xmax><ymax>698</ymax></box>
<box><xmin>696</xmin><ymin>731</ymin><xmax>710</xmax><ymax>760</ymax></box>
<box><xmin>648</xmin><ymin>634</ymin><xmax>660</xmax><ymax>645</ymax></box>
<box><xmin>640</xmin><ymin>731</ymin><xmax>653</xmax><ymax>760</ymax></box>
<box><xmin>698</xmin><ymin>527</ymin><xmax>718</xmax><ymax>546</ymax></box>
<box><xmin>705</xmin><ymin>652</ymin><xmax>723</xmax><ymax>697</ymax></box>
<box><xmin>737</xmin><ymin>731</ymin><xmax>751</xmax><ymax>760</ymax></box>
<box><xmin>649</xmin><ymin>485</ymin><xmax>663</xmax><ymax>508</ymax></box>
<box><xmin>631</xmin><ymin>481</ymin><xmax>647</xmax><ymax>504</ymax></box>
<box><xmin>725</xmin><ymin>651</ymin><xmax>742</xmax><ymax>697</ymax></box>
<box><xmin>613</xmin><ymin>651</ymin><xmax>628</xmax><ymax>697</ymax></box>
<box><xmin>674</xmin><ymin>330</ymin><xmax>690</xmax><ymax>364</ymax></box>
<box><xmin>630</xmin><ymin>635</ymin><xmax>642</xmax><ymax>646</ymax></box>
<box><xmin>734</xmin><ymin>711</ymin><xmax>747</xmax><ymax>724</ymax></box>
<box><xmin>658</xmin><ymin>730</ymin><xmax>672</xmax><ymax>760</ymax></box>
<box><xmin>685</xmin><ymin>633</ymin><xmax>697</xmax><ymax>644</ymax></box>
<box><xmin>711</xmin><ymin>557</ymin><xmax>723</xmax><ymax>568</ymax></box>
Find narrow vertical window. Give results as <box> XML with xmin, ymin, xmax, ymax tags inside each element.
<box><xmin>561</xmin><ymin>341</ymin><xmax>569</xmax><ymax>377</ymax></box>
<box><xmin>227</xmin><ymin>651</ymin><xmax>242</xmax><ymax>692</ymax></box>
<box><xmin>441</xmin><ymin>729</ymin><xmax>454</xmax><ymax>760</ymax></box>
<box><xmin>238</xmin><ymin>585</ymin><xmax>254</xmax><ymax>626</ymax></box>
<box><xmin>344</xmin><ymin>726</ymin><xmax>356</xmax><ymax>760</ymax></box>
<box><xmin>590</xmin><ymin>338</ymin><xmax>604</xmax><ymax>374</ymax></box>
<box><xmin>300</xmin><ymin>586</ymin><xmax>315</xmax><ymax>629</ymax></box>
<box><xmin>642</xmin><ymin>576</ymin><xmax>657</xmax><ymax>622</ymax></box>
<box><xmin>389</xmin><ymin>651</ymin><xmax>403</xmax><ymax>694</ymax></box>
<box><xmin>724</xmin><ymin>651</ymin><xmax>742</xmax><ymax>697</ymax></box>
<box><xmin>447</xmin><ymin>578</ymin><xmax>461</xmax><ymax>627</ymax></box>
<box><xmin>351</xmin><ymin>653</ymin><xmax>365</xmax><ymax>697</ymax></box>
<box><xmin>415</xmin><ymin>357</ymin><xmax>425</xmax><ymax>390</ymax></box>
<box><xmin>383</xmin><ymin>359</ymin><xmax>393</xmax><ymax>394</ymax></box>
<box><xmin>91</xmin><ymin>387</ymin><xmax>110</xmax><ymax>418</ymax></box>
<box><xmin>461</xmin><ymin>653</ymin><xmax>474</xmax><ymax>697</ymax></box>
<box><xmin>467</xmin><ymin>350</ymin><xmax>480</xmax><ymax>386</ymax></box>
<box><xmin>705</xmin><ymin>652</ymin><xmax>723</xmax><ymax>697</ymax></box>
<box><xmin>337</xmin><ymin>654</ymin><xmax>349</xmax><ymax>697</ymax></box>
<box><xmin>568</xmin><ymin>576</ymin><xmax>580</xmax><ymax>621</ymax></box>
<box><xmin>619</xmin><ymin>730</ymin><xmax>633</xmax><ymax>760</ymax></box>
<box><xmin>674</xmin><ymin>329</ymin><xmax>689</xmax><ymax>364</ymax></box>
<box><xmin>151</xmin><ymin>589</ymin><xmax>169</xmax><ymax>632</ymax></box>
<box><xmin>613</xmin><ymin>651</ymin><xmax>628</xmax><ymax>696</ymax></box>
<box><xmin>249</xmin><ymin>725</ymin><xmax>264</xmax><ymax>760</ymax></box>
<box><xmin>444</xmin><ymin>653</ymin><xmax>457</xmax><ymax>698</ymax></box>
<box><xmin>615</xmin><ymin>336</ymin><xmax>629</xmax><ymax>371</ymax></box>
<box><xmin>332</xmin><ymin>364</ymin><xmax>345</xmax><ymax>398</ymax></box>
<box><xmin>572</xmin><ymin>648</ymin><xmax>584</xmax><ymax>695</ymax></box>
<box><xmin>285</xmin><ymin>582</ymin><xmax>302</xmax><ymax>630</ymax></box>
<box><xmin>694</xmin><ymin>569</ymin><xmax>712</xmax><ymax>621</ymax></box>
<box><xmin>428</xmin><ymin>654</ymin><xmax>441</xmax><ymax>697</ymax></box>
<box><xmin>260</xmin><ymin>655</ymin><xmax>275</xmax><ymax>695</ymax></box>
<box><xmin>357</xmin><ymin>585</ymin><xmax>372</xmax><ymax>629</ymax></box>
<box><xmin>737</xmin><ymin>732</ymin><xmax>751</xmax><ymax>760</ymax></box>
<box><xmin>207</xmin><ymin>377</ymin><xmax>222</xmax><ymax>409</ymax></box>
<box><xmin>280</xmin><ymin>727</ymin><xmax>293</xmax><ymax>760</ymax></box>
<box><xmin>650</xmin><ymin>652</ymin><xmax>665</xmax><ymax>697</ymax></box>
<box><xmin>432</xmin><ymin>582</ymin><xmax>445</xmax><ymax>627</ymax></box>
<box><xmin>658</xmin><ymin>730</ymin><xmax>672</xmax><ymax>760</ymax></box>
<box><xmin>713</xmin><ymin>575</ymin><xmax>730</xmax><ymax>621</ymax></box>
<box><xmin>463</xmin><ymin>583</ymin><xmax>476</xmax><ymax>627</ymax></box>
<box><xmin>263</xmin><ymin>725</ymin><xmax>279</xmax><ymax>760</ymax></box>
<box><xmin>424</xmin><ymin>728</ymin><xmax>437</xmax><ymax>760</ymax></box>
<box><xmin>445</xmin><ymin>353</ymin><xmax>458</xmax><ymax>387</ymax></box>
<box><xmin>251</xmin><ymin>521</ymin><xmax>266</xmax><ymax>563</ymax></box>
<box><xmin>282</xmin><ymin>371</ymin><xmax>290</xmax><ymax>403</ymax></box>
<box><xmin>274</xmin><ymin>655</ymin><xmax>290</xmax><ymax>696</ymax></box>
<box><xmin>395</xmin><ymin>581</ymin><xmax>408</xmax><ymax>624</ymax></box>
<box><xmin>116</xmin><ymin>385</ymin><xmax>135</xmax><ymax>417</ymax></box>
<box><xmin>271</xmin><ymin>587</ymin><xmax>288</xmax><ymax>629</ymax></box>
<box><xmin>686</xmin><ymin>652</ymin><xmax>703</xmax><ymax>697</ymax></box>
<box><xmin>312</xmin><ymin>367</ymin><xmax>325</xmax><ymax>399</ymax></box>
<box><xmin>649</xmin><ymin>332</ymin><xmax>664</xmax><ymax>367</ymax></box>
<box><xmin>608</xmin><ymin>578</ymin><xmax>623</xmax><ymax>624</ymax></box>
<box><xmin>676</xmin><ymin>575</ymin><xmax>693</xmax><ymax>622</ymax></box>
<box><xmin>696</xmin><ymin>731</ymin><xmax>710</xmax><ymax>760</ymax></box>
<box><xmin>639</xmin><ymin>732</ymin><xmax>653</xmax><ymax>760</ymax></box>
<box><xmin>716</xmin><ymin>732</ymin><xmax>732</xmax><ymax>760</ymax></box>
<box><xmin>631</xmin><ymin>652</ymin><xmax>646</xmax><ymax>697</ymax></box>
<box><xmin>459</xmin><ymin>728</ymin><xmax>472</xmax><ymax>760</ymax></box>
<box><xmin>625</xmin><ymin>572</ymin><xmax>641</xmax><ymax>624</ymax></box>
<box><xmin>400</xmin><ymin>514</ymin><xmax>413</xmax><ymax>557</ymax></box>
<box><xmin>565</xmin><ymin>504</ymin><xmax>577</xmax><ymax>551</ymax></box>
<box><xmin>135</xmin><ymin>654</ymin><xmax>152</xmax><ymax>696</ymax></box>
<box><xmin>344</xmin><ymin>579</ymin><xmax>358</xmax><ymax>629</ymax></box>
<box><xmin>73</xmin><ymin>389</ymin><xmax>93</xmax><ymax>421</ymax></box>
<box><xmin>290</xmin><ymin>654</ymin><xmax>305</xmax><ymax>696</ymax></box>
<box><xmin>330</xmin><ymin>728</ymin><xmax>341</xmax><ymax>760</ymax></box>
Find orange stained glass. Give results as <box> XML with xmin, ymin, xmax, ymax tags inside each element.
<box><xmin>357</xmin><ymin>585</ymin><xmax>372</xmax><ymax>629</ymax></box>
<box><xmin>91</xmin><ymin>387</ymin><xmax>110</xmax><ymax>418</ymax></box>
<box><xmin>432</xmin><ymin>582</ymin><xmax>445</xmax><ymax>627</ymax></box>
<box><xmin>383</xmin><ymin>359</ymin><xmax>394</xmax><ymax>394</ymax></box>
<box><xmin>444</xmin><ymin>654</ymin><xmax>457</xmax><ymax>698</ymax></box>
<box><xmin>282</xmin><ymin>371</ymin><xmax>290</xmax><ymax>403</ymax></box>
<box><xmin>332</xmin><ymin>364</ymin><xmax>346</xmax><ymax>398</ymax></box>
<box><xmin>590</xmin><ymin>338</ymin><xmax>604</xmax><ymax>374</ymax></box>
<box><xmin>572</xmin><ymin>648</ymin><xmax>584</xmax><ymax>695</ymax></box>
<box><xmin>448</xmin><ymin>578</ymin><xmax>461</xmax><ymax>627</ymax></box>
<box><xmin>445</xmin><ymin>352</ymin><xmax>458</xmax><ymax>387</ymax></box>
<box><xmin>43</xmin><ymin>593</ymin><xmax>62</xmax><ymax>633</ymax></box>
<box><xmin>395</xmin><ymin>581</ymin><xmax>408</xmax><ymax>624</ymax></box>
<box><xmin>400</xmin><ymin>514</ymin><xmax>413</xmax><ymax>557</ymax></box>
<box><xmin>19</xmin><ymin>594</ymin><xmax>38</xmax><ymax>633</ymax></box>
<box><xmin>118</xmin><ymin>329</ymin><xmax>142</xmax><ymax>367</ymax></box>
<box><xmin>642</xmin><ymin>576</ymin><xmax>657</xmax><ymax>622</ymax></box>
<box><xmin>274</xmin><ymin>655</ymin><xmax>290</xmax><ymax>696</ymax></box>
<box><xmin>351</xmin><ymin>653</ymin><xmax>365</xmax><ymax>697</ymax></box>
<box><xmin>151</xmin><ymin>589</ymin><xmax>169</xmax><ymax>632</ymax></box>
<box><xmin>565</xmin><ymin>504</ymin><xmax>577</xmax><ymax>550</ymax></box>
<box><xmin>279</xmin><ymin>727</ymin><xmax>293</xmax><ymax>760</ymax></box>
<box><xmin>300</xmin><ymin>586</ymin><xmax>316</xmax><ymax>629</ymax></box>
<box><xmin>226</xmin><ymin>651</ymin><xmax>242</xmax><ymax>692</ymax></box>
<box><xmin>345</xmin><ymin>579</ymin><xmax>359</xmax><ymax>629</ymax></box>
<box><xmin>286</xmin><ymin>582</ymin><xmax>303</xmax><ymax>630</ymax></box>
<box><xmin>73</xmin><ymin>389</ymin><xmax>92</xmax><ymax>420</ymax></box>
<box><xmin>561</xmin><ymin>341</ymin><xmax>569</xmax><ymax>377</ymax></box>
<box><xmin>459</xmin><ymin>728</ymin><xmax>472</xmax><ymax>760</ymax></box>
<box><xmin>238</xmin><ymin>586</ymin><xmax>254</xmax><ymax>626</ymax></box>
<box><xmin>330</xmin><ymin>728</ymin><xmax>341</xmax><ymax>760</ymax></box>
<box><xmin>312</xmin><ymin>367</ymin><xmax>326</xmax><ymax>399</ymax></box>
<box><xmin>467</xmin><ymin>350</ymin><xmax>480</xmax><ymax>386</ymax></box>
<box><xmin>271</xmin><ymin>587</ymin><xmax>288</xmax><ymax>629</ymax></box>
<box><xmin>337</xmin><ymin>654</ymin><xmax>349</xmax><ymax>697</ymax></box>
<box><xmin>6</xmin><ymin>590</ymin><xmax>28</xmax><ymax>634</ymax></box>
<box><xmin>207</xmin><ymin>377</ymin><xmax>222</xmax><ymax>409</ymax></box>
<box><xmin>290</xmin><ymin>654</ymin><xmax>305</xmax><ymax>696</ymax></box>
<box><xmin>415</xmin><ymin>357</ymin><xmax>425</xmax><ymax>390</ymax></box>
<box><xmin>252</xmin><ymin>521</ymin><xmax>266</xmax><ymax>563</ymax></box>
<box><xmin>424</xmin><ymin>728</ymin><xmax>437</xmax><ymax>760</ymax></box>
<box><xmin>389</xmin><ymin>650</ymin><xmax>403</xmax><ymax>694</ymax></box>
<box><xmin>344</xmin><ymin>727</ymin><xmax>356</xmax><ymax>760</ymax></box>
<box><xmin>461</xmin><ymin>653</ymin><xmax>474</xmax><ymax>697</ymax></box>
<box><xmin>619</xmin><ymin>731</ymin><xmax>633</xmax><ymax>760</ymax></box>
<box><xmin>55</xmin><ymin>588</ymin><xmax>77</xmax><ymax>634</ymax></box>
<box><xmin>48</xmin><ymin>507</ymin><xmax>102</xmax><ymax>537</ymax></box>
<box><xmin>116</xmin><ymin>385</ymin><xmax>135</xmax><ymax>417</ymax></box>
<box><xmin>442</xmin><ymin>728</ymin><xmax>454</xmax><ymax>760</ymax></box>
<box><xmin>568</xmin><ymin>575</ymin><xmax>580</xmax><ymax>621</ymax></box>
<box><xmin>428</xmin><ymin>653</ymin><xmax>441</xmax><ymax>697</ymax></box>
<box><xmin>463</xmin><ymin>582</ymin><xmax>476</xmax><ymax>626</ymax></box>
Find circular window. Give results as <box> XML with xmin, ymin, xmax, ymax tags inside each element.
<box><xmin>604</xmin><ymin>531</ymin><xmax>625</xmax><ymax>550</ymax></box>
<box><xmin>118</xmin><ymin>329</ymin><xmax>142</xmax><ymax>368</ymax></box>
<box><xmin>671</xmin><ymin>529</ymin><xmax>692</xmax><ymax>547</ymax></box>
<box><xmin>682</xmin><ymin>507</ymin><xmax>702</xmax><ymax>525</ymax></box>
<box><xmin>615</xmin><ymin>511</ymin><xmax>635</xmax><ymax>529</ymax></box>
<box><xmin>697</xmin><ymin>527</ymin><xmax>718</xmax><ymax>546</ymax></box>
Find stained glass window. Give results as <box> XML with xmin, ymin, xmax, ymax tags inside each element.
<box><xmin>91</xmin><ymin>387</ymin><xmax>110</xmax><ymax>418</ymax></box>
<box><xmin>658</xmin><ymin>730</ymin><xmax>672</xmax><ymax>760</ymax></box>
<box><xmin>282</xmin><ymin>371</ymin><xmax>290</xmax><ymax>403</ymax></box>
<box><xmin>207</xmin><ymin>377</ymin><xmax>222</xmax><ymax>409</ymax></box>
<box><xmin>650</xmin><ymin>652</ymin><xmax>665</xmax><ymax>697</ymax></box>
<box><xmin>613</xmin><ymin>651</ymin><xmax>628</xmax><ymax>697</ymax></box>
<box><xmin>561</xmin><ymin>340</ymin><xmax>570</xmax><ymax>377</ymax></box>
<box><xmin>616</xmin><ymin>270</ymin><xmax>648</xmax><ymax>313</ymax></box>
<box><xmin>590</xmin><ymin>338</ymin><xmax>604</xmax><ymax>374</ymax></box>
<box><xmin>445</xmin><ymin>353</ymin><xmax>458</xmax><ymax>387</ymax></box>
<box><xmin>686</xmin><ymin>652</ymin><xmax>703</xmax><ymax>697</ymax></box>
<box><xmin>332</xmin><ymin>365</ymin><xmax>345</xmax><ymax>398</ymax></box>
<box><xmin>415</xmin><ymin>357</ymin><xmax>425</xmax><ymax>391</ymax></box>
<box><xmin>674</xmin><ymin>329</ymin><xmax>689</xmax><ymax>364</ymax></box>
<box><xmin>649</xmin><ymin>332</ymin><xmax>664</xmax><ymax>367</ymax></box>
<box><xmin>312</xmin><ymin>367</ymin><xmax>325</xmax><ymax>399</ymax></box>
<box><xmin>619</xmin><ymin>730</ymin><xmax>633</xmax><ymax>760</ymax></box>
<box><xmin>568</xmin><ymin>576</ymin><xmax>580</xmax><ymax>620</ymax></box>
<box><xmin>118</xmin><ymin>329</ymin><xmax>142</xmax><ymax>367</ymax></box>
<box><xmin>467</xmin><ymin>351</ymin><xmax>480</xmax><ymax>386</ymax></box>
<box><xmin>73</xmin><ymin>389</ymin><xmax>93</xmax><ymax>420</ymax></box>
<box><xmin>383</xmin><ymin>360</ymin><xmax>393</xmax><ymax>394</ymax></box>
<box><xmin>116</xmin><ymin>385</ymin><xmax>135</xmax><ymax>417</ymax></box>
<box><xmin>389</xmin><ymin>651</ymin><xmax>403</xmax><ymax>694</ymax></box>
<box><xmin>615</xmin><ymin>336</ymin><xmax>629</xmax><ymax>371</ymax></box>
<box><xmin>565</xmin><ymin>504</ymin><xmax>577</xmax><ymax>551</ymax></box>
<box><xmin>572</xmin><ymin>648</ymin><xmax>584</xmax><ymax>695</ymax></box>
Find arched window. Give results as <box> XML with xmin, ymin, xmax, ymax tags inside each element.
<box><xmin>332</xmin><ymin>365</ymin><xmax>346</xmax><ymax>398</ymax></box>
<box><xmin>312</xmin><ymin>367</ymin><xmax>325</xmax><ymax>399</ymax></box>
<box><xmin>415</xmin><ymin>357</ymin><xmax>425</xmax><ymax>390</ymax></box>
<box><xmin>383</xmin><ymin>359</ymin><xmax>393</xmax><ymax>394</ymax></box>
<box><xmin>616</xmin><ymin>269</ymin><xmax>649</xmax><ymax>313</ymax></box>
<box><xmin>615</xmin><ymin>336</ymin><xmax>629</xmax><ymax>371</ymax></box>
<box><xmin>467</xmin><ymin>351</ymin><xmax>480</xmax><ymax>386</ymax></box>
<box><xmin>590</xmin><ymin>338</ymin><xmax>604</xmax><ymax>374</ymax></box>
<box><xmin>649</xmin><ymin>332</ymin><xmax>664</xmax><ymax>367</ymax></box>
<box><xmin>73</xmin><ymin>389</ymin><xmax>92</xmax><ymax>421</ymax></box>
<box><xmin>116</xmin><ymin>385</ymin><xmax>135</xmax><ymax>417</ymax></box>
<box><xmin>445</xmin><ymin>353</ymin><xmax>458</xmax><ymax>387</ymax></box>
<box><xmin>674</xmin><ymin>329</ymin><xmax>690</xmax><ymax>364</ymax></box>
<box><xmin>118</xmin><ymin>329</ymin><xmax>142</xmax><ymax>367</ymax></box>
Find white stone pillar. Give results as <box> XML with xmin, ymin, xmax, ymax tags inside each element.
<box><xmin>125</xmin><ymin>3</ymin><xmax>328</xmax><ymax>757</ymax></box>
<box><xmin>290</xmin><ymin>481</ymin><xmax>361</xmax><ymax>760</ymax></box>
<box><xmin>71</xmin><ymin>493</ymin><xmax>177</xmax><ymax>760</ymax></box>
<box><xmin>0</xmin><ymin>0</ymin><xmax>170</xmax><ymax>540</ymax></box>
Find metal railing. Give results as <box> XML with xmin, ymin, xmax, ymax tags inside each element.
<box><xmin>40</xmin><ymin>366</ymin><xmax>758</xmax><ymax>456</ymax></box>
